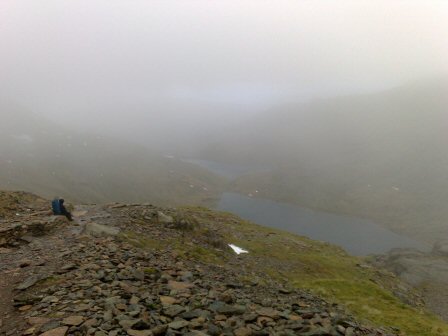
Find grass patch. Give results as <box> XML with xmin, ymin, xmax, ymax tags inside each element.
<box><xmin>120</xmin><ymin>207</ymin><xmax>448</xmax><ymax>335</ymax></box>
<box><xmin>201</xmin><ymin>211</ymin><xmax>448</xmax><ymax>336</ymax></box>
<box><xmin>299</xmin><ymin>279</ymin><xmax>448</xmax><ymax>336</ymax></box>
<box><xmin>119</xmin><ymin>231</ymin><xmax>166</xmax><ymax>250</ymax></box>
<box><xmin>143</xmin><ymin>267</ymin><xmax>158</xmax><ymax>275</ymax></box>
<box><xmin>183</xmin><ymin>245</ymin><xmax>226</xmax><ymax>264</ymax></box>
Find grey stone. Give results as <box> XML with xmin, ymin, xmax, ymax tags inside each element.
<box><xmin>209</xmin><ymin>302</ymin><xmax>246</xmax><ymax>315</ymax></box>
<box><xmin>168</xmin><ymin>319</ymin><xmax>189</xmax><ymax>330</ymax></box>
<box><xmin>40</xmin><ymin>321</ymin><xmax>62</xmax><ymax>333</ymax></box>
<box><xmin>16</xmin><ymin>275</ymin><xmax>46</xmax><ymax>290</ymax></box>
<box><xmin>180</xmin><ymin>309</ymin><xmax>207</xmax><ymax>320</ymax></box>
<box><xmin>163</xmin><ymin>305</ymin><xmax>185</xmax><ymax>317</ymax></box>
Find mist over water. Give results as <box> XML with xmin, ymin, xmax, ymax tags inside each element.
<box><xmin>218</xmin><ymin>192</ymin><xmax>430</xmax><ymax>256</ymax></box>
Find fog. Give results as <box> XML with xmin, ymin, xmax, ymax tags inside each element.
<box><xmin>4</xmin><ymin>2</ymin><xmax>448</xmax><ymax>326</ymax></box>
<box><xmin>1</xmin><ymin>0</ymin><xmax>447</xmax><ymax>151</ymax></box>
<box><xmin>1</xmin><ymin>0</ymin><xmax>448</xmax><ymax>242</ymax></box>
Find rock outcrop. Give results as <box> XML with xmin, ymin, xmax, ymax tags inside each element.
<box><xmin>372</xmin><ymin>243</ymin><xmax>448</xmax><ymax>321</ymax></box>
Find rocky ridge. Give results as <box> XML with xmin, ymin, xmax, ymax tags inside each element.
<box><xmin>372</xmin><ymin>242</ymin><xmax>448</xmax><ymax>322</ymax></box>
<box><xmin>0</xmin><ymin>191</ymin><xmax>420</xmax><ymax>336</ymax></box>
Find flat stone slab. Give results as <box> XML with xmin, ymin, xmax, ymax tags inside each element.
<box><xmin>159</xmin><ymin>296</ymin><xmax>177</xmax><ymax>305</ymax></box>
<box><xmin>16</xmin><ymin>275</ymin><xmax>47</xmax><ymax>290</ymax></box>
<box><xmin>62</xmin><ymin>316</ymin><xmax>85</xmax><ymax>326</ymax></box>
<box><xmin>39</xmin><ymin>326</ymin><xmax>69</xmax><ymax>336</ymax></box>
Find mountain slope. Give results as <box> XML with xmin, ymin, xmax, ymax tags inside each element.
<box><xmin>0</xmin><ymin>102</ymin><xmax>225</xmax><ymax>206</ymax></box>
<box><xmin>201</xmin><ymin>78</ymin><xmax>448</xmax><ymax>243</ymax></box>
<box><xmin>1</xmin><ymin>190</ymin><xmax>448</xmax><ymax>335</ymax></box>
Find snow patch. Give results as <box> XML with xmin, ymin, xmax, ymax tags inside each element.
<box><xmin>228</xmin><ymin>244</ymin><xmax>248</xmax><ymax>255</ymax></box>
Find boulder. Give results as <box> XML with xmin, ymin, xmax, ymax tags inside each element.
<box><xmin>157</xmin><ymin>212</ymin><xmax>174</xmax><ymax>224</ymax></box>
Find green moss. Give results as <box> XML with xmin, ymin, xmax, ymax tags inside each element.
<box><xmin>184</xmin><ymin>245</ymin><xmax>226</xmax><ymax>264</ymax></box>
<box><xmin>143</xmin><ymin>267</ymin><xmax>158</xmax><ymax>274</ymax></box>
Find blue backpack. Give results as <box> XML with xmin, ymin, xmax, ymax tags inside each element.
<box><xmin>52</xmin><ymin>199</ymin><xmax>62</xmax><ymax>215</ymax></box>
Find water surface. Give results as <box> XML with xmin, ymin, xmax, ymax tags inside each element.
<box><xmin>185</xmin><ymin>158</ymin><xmax>430</xmax><ymax>255</ymax></box>
<box><xmin>217</xmin><ymin>192</ymin><xmax>430</xmax><ymax>255</ymax></box>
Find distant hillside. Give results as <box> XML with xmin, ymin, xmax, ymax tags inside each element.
<box><xmin>0</xmin><ymin>102</ymin><xmax>226</xmax><ymax>206</ymax></box>
<box><xmin>200</xmin><ymin>78</ymin><xmax>448</xmax><ymax>243</ymax></box>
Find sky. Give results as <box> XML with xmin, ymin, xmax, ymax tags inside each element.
<box><xmin>0</xmin><ymin>0</ymin><xmax>447</xmax><ymax>146</ymax></box>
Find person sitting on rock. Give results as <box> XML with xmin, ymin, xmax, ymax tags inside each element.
<box><xmin>52</xmin><ymin>198</ymin><xmax>73</xmax><ymax>221</ymax></box>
